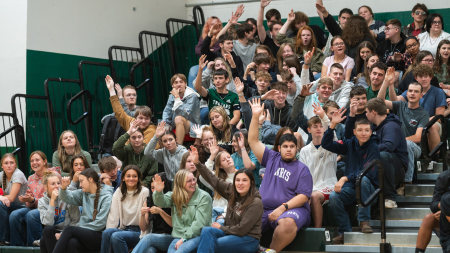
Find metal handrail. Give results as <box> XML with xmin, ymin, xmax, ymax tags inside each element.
<box><xmin>0</xmin><ymin>124</ymin><xmax>26</xmax><ymax>173</ymax></box>
<box><xmin>67</xmin><ymin>90</ymin><xmax>94</xmax><ymax>155</ymax></box>
<box><xmin>108</xmin><ymin>45</ymin><xmax>144</xmax><ymax>83</ymax></box>
<box><xmin>193</xmin><ymin>5</ymin><xmax>205</xmax><ymax>39</ymax></box>
<box><xmin>421</xmin><ymin>114</ymin><xmax>445</xmax><ymax>159</ymax></box>
<box><xmin>355</xmin><ymin>159</ymin><xmax>391</xmax><ymax>253</ymax></box>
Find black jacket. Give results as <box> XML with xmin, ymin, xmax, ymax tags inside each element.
<box><xmin>376</xmin><ymin>33</ymin><xmax>407</xmax><ymax>70</ymax></box>
<box><xmin>431</xmin><ymin>170</ymin><xmax>450</xmax><ymax>213</ymax></box>
<box><xmin>264</xmin><ymin>100</ymin><xmax>297</xmax><ymax>130</ymax></box>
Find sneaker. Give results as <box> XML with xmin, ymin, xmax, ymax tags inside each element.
<box><xmin>0</xmin><ymin>241</ymin><xmax>9</xmax><ymax>246</ymax></box>
<box><xmin>396</xmin><ymin>185</ymin><xmax>405</xmax><ymax>196</ymax></box>
<box><xmin>427</xmin><ymin>161</ymin><xmax>436</xmax><ymax>172</ymax></box>
<box><xmin>385</xmin><ymin>199</ymin><xmax>398</xmax><ymax>208</ymax></box>
<box><xmin>33</xmin><ymin>239</ymin><xmax>40</xmax><ymax>247</ymax></box>
<box><xmin>360</xmin><ymin>221</ymin><xmax>373</xmax><ymax>233</ymax></box>
<box><xmin>332</xmin><ymin>234</ymin><xmax>344</xmax><ymax>244</ymax></box>
<box><xmin>259</xmin><ymin>246</ymin><xmax>268</xmax><ymax>253</ymax></box>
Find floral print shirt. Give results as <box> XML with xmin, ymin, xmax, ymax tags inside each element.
<box><xmin>26</xmin><ymin>167</ymin><xmax>61</xmax><ymax>208</ymax></box>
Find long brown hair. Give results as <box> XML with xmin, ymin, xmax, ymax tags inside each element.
<box><xmin>212</xmin><ymin>57</ymin><xmax>233</xmax><ymax>80</ymax></box>
<box><xmin>80</xmin><ymin>168</ymin><xmax>101</xmax><ymax>221</ymax></box>
<box><xmin>213</xmin><ymin>151</ymin><xmax>232</xmax><ymax>200</ymax></box>
<box><xmin>171</xmin><ymin>169</ymin><xmax>195</xmax><ymax>217</ymax></box>
<box><xmin>209</xmin><ymin>106</ymin><xmax>232</xmax><ymax>143</ymax></box>
<box><xmin>355</xmin><ymin>41</ymin><xmax>375</xmax><ymax>74</ymax></box>
<box><xmin>255</xmin><ymin>44</ymin><xmax>276</xmax><ymax>67</ymax></box>
<box><xmin>227</xmin><ymin>169</ymin><xmax>256</xmax><ymax>213</ymax></box>
<box><xmin>119</xmin><ymin>165</ymin><xmax>143</xmax><ymax>202</ymax></box>
<box><xmin>284</xmin><ymin>55</ymin><xmax>303</xmax><ymax>76</ymax></box>
<box><xmin>232</xmin><ymin>130</ymin><xmax>250</xmax><ymax>154</ymax></box>
<box><xmin>273</xmin><ymin>127</ymin><xmax>294</xmax><ymax>152</ymax></box>
<box><xmin>402</xmin><ymin>50</ymin><xmax>433</xmax><ymax>82</ymax></box>
<box><xmin>356</xmin><ymin>53</ymin><xmax>378</xmax><ymax>84</ymax></box>
<box><xmin>277</xmin><ymin>43</ymin><xmax>296</xmax><ymax>73</ymax></box>
<box><xmin>29</xmin><ymin>150</ymin><xmax>48</xmax><ymax>174</ymax></box>
<box><xmin>180</xmin><ymin>152</ymin><xmax>199</xmax><ymax>178</ymax></box>
<box><xmin>69</xmin><ymin>154</ymin><xmax>89</xmax><ymax>181</ymax></box>
<box><xmin>295</xmin><ymin>26</ymin><xmax>316</xmax><ymax>53</ymax></box>
<box><xmin>202</xmin><ymin>16</ymin><xmax>223</xmax><ymax>47</ymax></box>
<box><xmin>342</xmin><ymin>16</ymin><xmax>376</xmax><ymax>48</ymax></box>
<box><xmin>434</xmin><ymin>40</ymin><xmax>450</xmax><ymax>80</ymax></box>
<box><xmin>1</xmin><ymin>153</ymin><xmax>17</xmax><ymax>195</ymax></box>
<box><xmin>57</xmin><ymin>130</ymin><xmax>82</xmax><ymax>173</ymax></box>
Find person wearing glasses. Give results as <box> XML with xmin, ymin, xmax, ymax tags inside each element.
<box><xmin>402</xmin><ymin>4</ymin><xmax>429</xmax><ymax>38</ymax></box>
<box><xmin>102</xmin><ymin>85</ymin><xmax>139</xmax><ymax>123</ymax></box>
<box><xmin>321</xmin><ymin>36</ymin><xmax>355</xmax><ymax>82</ymax></box>
<box><xmin>398</xmin><ymin>50</ymin><xmax>440</xmax><ymax>94</ymax></box>
<box><xmin>419</xmin><ymin>13</ymin><xmax>450</xmax><ymax>58</ymax></box>
<box><xmin>376</xmin><ymin>20</ymin><xmax>407</xmax><ymax>71</ymax></box>
<box><xmin>386</xmin><ymin>37</ymin><xmax>420</xmax><ymax>72</ymax></box>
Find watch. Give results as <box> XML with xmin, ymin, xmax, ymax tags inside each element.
<box><xmin>183</xmin><ymin>238</ymin><xmax>187</xmax><ymax>243</ymax></box>
<box><xmin>283</xmin><ymin>203</ymin><xmax>289</xmax><ymax>210</ymax></box>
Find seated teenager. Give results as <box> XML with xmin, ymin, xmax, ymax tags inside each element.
<box><xmin>242</xmin><ymin>71</ymin><xmax>273</xmax><ymax>99</ymax></box>
<box><xmin>415</xmin><ymin>153</ymin><xmax>450</xmax><ymax>253</ymax></box>
<box><xmin>376</xmin><ymin>19</ymin><xmax>407</xmax><ymax>70</ymax></box>
<box><xmin>144</xmin><ymin>121</ymin><xmax>188</xmax><ymax>182</ymax></box>
<box><xmin>316</xmin><ymin>3</ymin><xmax>377</xmax><ymax>61</ymax></box>
<box><xmin>52</xmin><ymin>130</ymin><xmax>92</xmax><ymax>174</ymax></box>
<box><xmin>101</xmin><ymin>84</ymin><xmax>140</xmax><ymax>123</ymax></box>
<box><xmin>402</xmin><ymin>3</ymin><xmax>428</xmax><ymax>37</ymax></box>
<box><xmin>245</xmin><ymin>53</ymin><xmax>277</xmax><ymax>89</ymax></box>
<box><xmin>113</xmin><ymin>122</ymin><xmax>158</xmax><ymax>186</ymax></box>
<box><xmin>179</xmin><ymin>152</ymin><xmax>213</xmax><ymax>196</ymax></box>
<box><xmin>102</xmin><ymin>165</ymin><xmax>149</xmax><ymax>253</ymax></box>
<box><xmin>231</xmin><ymin>131</ymin><xmax>261</xmax><ymax>188</ymax></box>
<box><xmin>358</xmin><ymin>5</ymin><xmax>385</xmax><ymax>42</ymax></box>
<box><xmin>208</xmin><ymin>106</ymin><xmax>236</xmax><ymax>153</ymax></box>
<box><xmin>247</xmin><ymin>98</ymin><xmax>313</xmax><ymax>253</ymax></box>
<box><xmin>277</xmin><ymin>9</ymin><xmax>324</xmax><ymax>78</ymax></box>
<box><xmin>163</xmin><ymin>73</ymin><xmax>201</xmax><ymax>144</ymax></box>
<box><xmin>265</xmin><ymin>7</ymin><xmax>282</xmax><ymax>37</ymax></box>
<box><xmin>152</xmin><ymin>170</ymin><xmax>212</xmax><ymax>253</ymax></box>
<box><xmin>55</xmin><ymin>169</ymin><xmax>113</xmax><ymax>253</ymax></box>
<box><xmin>39</xmin><ymin>171</ymin><xmax>80</xmax><ymax>253</ymax></box>
<box><xmin>398</xmin><ymin>50</ymin><xmax>440</xmax><ymax>94</ymax></box>
<box><xmin>366</xmin><ymin>62</ymin><xmax>393</xmax><ymax>100</ymax></box>
<box><xmin>67</xmin><ymin>154</ymin><xmax>89</xmax><ymax>191</ymax></box>
<box><xmin>106</xmin><ymin>75</ymin><xmax>158</xmax><ymax>146</ymax></box>
<box><xmin>377</xmin><ymin>69</ymin><xmax>429</xmax><ymax>189</ymax></box>
<box><xmin>192</xmin><ymin>125</ymin><xmax>226</xmax><ymax>164</ymax></box>
<box><xmin>300</xmin><ymin>116</ymin><xmax>337</xmax><ymax>228</ymax></box>
<box><xmin>9</xmin><ymin>151</ymin><xmax>60</xmax><ymax>246</ymax></box>
<box><xmin>284</xmin><ymin>10</ymin><xmax>327</xmax><ymax>49</ymax></box>
<box><xmin>355</xmin><ymin>53</ymin><xmax>379</xmax><ymax>89</ymax></box>
<box><xmin>276</xmin><ymin>42</ymin><xmax>315</xmax><ymax>82</ymax></box>
<box><xmin>322</xmin><ymin>114</ymin><xmax>379</xmax><ymax>244</ymax></box>
<box><xmin>195</xmin><ymin>55</ymin><xmax>241</xmax><ymax>127</ymax></box>
<box><xmin>257</xmin><ymin>0</ymin><xmax>282</xmax><ymax>56</ymax></box>
<box><xmin>351</xmin><ymin>41</ymin><xmax>375</xmax><ymax>80</ymax></box>
<box><xmin>386</xmin><ymin>36</ymin><xmax>420</xmax><ymax>73</ymax></box>
<box><xmin>255</xmin><ymin>45</ymin><xmax>278</xmax><ymax>72</ymax></box>
<box><xmin>195</xmin><ymin>16</ymin><xmax>223</xmax><ymax>57</ymax></box>
<box><xmin>98</xmin><ymin>156</ymin><xmax>122</xmax><ymax>192</ymax></box>
<box><xmin>435</xmin><ymin>40</ymin><xmax>450</xmax><ymax>92</ymax></box>
<box><xmin>0</xmin><ymin>154</ymin><xmax>29</xmax><ymax>246</ymax></box>
<box><xmin>343</xmin><ymin>86</ymin><xmax>369</xmax><ymax>122</ymax></box>
<box><xmin>322</xmin><ymin>36</ymin><xmax>355</xmax><ymax>81</ymax></box>
<box><xmin>391</xmin><ymin>64</ymin><xmax>446</xmax><ymax>152</ymax></box>
<box><xmin>280</xmin><ymin>68</ymin><xmax>302</xmax><ymax>106</ymax></box>
<box><xmin>190</xmin><ymin>147</ymin><xmax>263</xmax><ymax>253</ymax></box>
<box><xmin>299</xmin><ymin>70</ymin><xmax>333</xmax><ymax>119</ymax></box>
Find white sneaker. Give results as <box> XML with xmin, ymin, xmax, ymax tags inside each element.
<box><xmin>385</xmin><ymin>199</ymin><xmax>398</xmax><ymax>208</ymax></box>
<box><xmin>427</xmin><ymin>161</ymin><xmax>436</xmax><ymax>171</ymax></box>
<box><xmin>33</xmin><ymin>239</ymin><xmax>40</xmax><ymax>247</ymax></box>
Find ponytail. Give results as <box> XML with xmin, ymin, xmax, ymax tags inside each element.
<box><xmin>1</xmin><ymin>153</ymin><xmax>17</xmax><ymax>195</ymax></box>
<box><xmin>92</xmin><ymin>181</ymin><xmax>100</xmax><ymax>221</ymax></box>
<box><xmin>80</xmin><ymin>168</ymin><xmax>101</xmax><ymax>221</ymax></box>
<box><xmin>2</xmin><ymin>172</ymin><xmax>6</xmax><ymax>196</ymax></box>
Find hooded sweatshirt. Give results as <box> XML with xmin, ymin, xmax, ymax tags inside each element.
<box><xmin>375</xmin><ymin>33</ymin><xmax>407</xmax><ymax>70</ymax></box>
<box><xmin>113</xmin><ymin>132</ymin><xmax>158</xmax><ymax>186</ymax></box>
<box><xmin>196</xmin><ymin>162</ymin><xmax>263</xmax><ymax>240</ymax></box>
<box><xmin>264</xmin><ymin>100</ymin><xmax>297</xmax><ymax>130</ymax></box>
<box><xmin>38</xmin><ymin>193</ymin><xmax>80</xmax><ymax>231</ymax></box>
<box><xmin>163</xmin><ymin>86</ymin><xmax>201</xmax><ymax>138</ymax></box>
<box><xmin>144</xmin><ymin>135</ymin><xmax>188</xmax><ymax>181</ymax></box>
<box><xmin>59</xmin><ymin>185</ymin><xmax>113</xmax><ymax>231</ymax></box>
<box><xmin>322</xmin><ymin>128</ymin><xmax>380</xmax><ymax>188</ymax></box>
<box><xmin>309</xmin><ymin>77</ymin><xmax>354</xmax><ymax>109</ymax></box>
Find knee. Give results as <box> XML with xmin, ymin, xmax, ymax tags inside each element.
<box><xmin>361</xmin><ymin>176</ymin><xmax>372</xmax><ymax>188</ymax></box>
<box><xmin>9</xmin><ymin>209</ymin><xmax>22</xmax><ymax>222</ymax></box>
<box><xmin>329</xmin><ymin>191</ymin><xmax>339</xmax><ymax>204</ymax></box>
<box><xmin>278</xmin><ymin>218</ymin><xmax>297</xmax><ymax>234</ymax></box>
<box><xmin>200</xmin><ymin>227</ymin><xmax>214</xmax><ymax>236</ymax></box>
<box><xmin>26</xmin><ymin>210</ymin><xmax>39</xmax><ymax>222</ymax></box>
<box><xmin>379</xmin><ymin>151</ymin><xmax>389</xmax><ymax>160</ymax></box>
<box><xmin>175</xmin><ymin>115</ymin><xmax>186</xmax><ymax>125</ymax></box>
<box><xmin>110</xmin><ymin>232</ymin><xmax>123</xmax><ymax>242</ymax></box>
<box><xmin>311</xmin><ymin>192</ymin><xmax>323</xmax><ymax>204</ymax></box>
<box><xmin>423</xmin><ymin>213</ymin><xmax>436</xmax><ymax>225</ymax></box>
<box><xmin>42</xmin><ymin>226</ymin><xmax>55</xmax><ymax>236</ymax></box>
<box><xmin>431</xmin><ymin>123</ymin><xmax>439</xmax><ymax>132</ymax></box>
<box><xmin>68</xmin><ymin>238</ymin><xmax>79</xmax><ymax>248</ymax></box>
<box><xmin>102</xmin><ymin>229</ymin><xmax>114</xmax><ymax>240</ymax></box>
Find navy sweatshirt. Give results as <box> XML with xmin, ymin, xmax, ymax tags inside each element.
<box><xmin>322</xmin><ymin>128</ymin><xmax>380</xmax><ymax>188</ymax></box>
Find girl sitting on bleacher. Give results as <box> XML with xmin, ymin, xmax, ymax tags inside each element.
<box><xmin>39</xmin><ymin>171</ymin><xmax>80</xmax><ymax>253</ymax></box>
<box><xmin>52</xmin><ymin>130</ymin><xmax>92</xmax><ymax>173</ymax></box>
<box><xmin>67</xmin><ymin>154</ymin><xmax>90</xmax><ymax>190</ymax></box>
<box><xmin>209</xmin><ymin>106</ymin><xmax>235</xmax><ymax>154</ymax></box>
<box><xmin>0</xmin><ymin>153</ymin><xmax>28</xmax><ymax>246</ymax></box>
<box><xmin>9</xmin><ymin>151</ymin><xmax>60</xmax><ymax>246</ymax></box>
<box><xmin>231</xmin><ymin>130</ymin><xmax>261</xmax><ymax>188</ymax></box>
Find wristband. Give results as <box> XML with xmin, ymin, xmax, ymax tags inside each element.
<box><xmin>304</xmin><ymin>62</ymin><xmax>310</xmax><ymax>66</ymax></box>
<box><xmin>241</xmin><ymin>148</ymin><xmax>246</xmax><ymax>151</ymax></box>
<box><xmin>283</xmin><ymin>203</ymin><xmax>289</xmax><ymax>210</ymax></box>
<box><xmin>238</xmin><ymin>93</ymin><xmax>244</xmax><ymax>97</ymax></box>
<box><xmin>183</xmin><ymin>238</ymin><xmax>187</xmax><ymax>243</ymax></box>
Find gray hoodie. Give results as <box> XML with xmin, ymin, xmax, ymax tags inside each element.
<box><xmin>59</xmin><ymin>185</ymin><xmax>113</xmax><ymax>231</ymax></box>
<box><xmin>38</xmin><ymin>194</ymin><xmax>80</xmax><ymax>232</ymax></box>
<box><xmin>144</xmin><ymin>135</ymin><xmax>189</xmax><ymax>181</ymax></box>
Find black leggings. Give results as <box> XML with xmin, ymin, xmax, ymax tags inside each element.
<box><xmin>40</xmin><ymin>226</ymin><xmax>58</xmax><ymax>253</ymax></box>
<box><xmin>49</xmin><ymin>226</ymin><xmax>102</xmax><ymax>253</ymax></box>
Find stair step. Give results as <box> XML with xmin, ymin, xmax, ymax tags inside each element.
<box><xmin>370</xmin><ymin>220</ymin><xmax>422</xmax><ymax>228</ymax></box>
<box><xmin>343</xmin><ymin>232</ymin><xmax>439</xmax><ymax>246</ymax></box>
<box><xmin>397</xmin><ymin>196</ymin><xmax>432</xmax><ymax>203</ymax></box>
<box><xmin>326</xmin><ymin>245</ymin><xmax>442</xmax><ymax>252</ymax></box>
<box><xmin>405</xmin><ymin>184</ymin><xmax>434</xmax><ymax>196</ymax></box>
<box><xmin>386</xmin><ymin>208</ymin><xmax>429</xmax><ymax>220</ymax></box>
<box><xmin>417</xmin><ymin>173</ymin><xmax>439</xmax><ymax>181</ymax></box>
<box><xmin>419</xmin><ymin>161</ymin><xmax>444</xmax><ymax>173</ymax></box>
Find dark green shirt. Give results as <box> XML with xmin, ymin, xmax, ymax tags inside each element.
<box><xmin>203</xmin><ymin>88</ymin><xmax>240</xmax><ymax>119</ymax></box>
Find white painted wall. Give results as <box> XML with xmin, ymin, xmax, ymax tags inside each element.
<box><xmin>186</xmin><ymin>0</ymin><xmax>450</xmax><ymax>25</ymax></box>
<box><xmin>0</xmin><ymin>0</ymin><xmax>27</xmax><ymax>114</ymax></box>
<box><xmin>27</xmin><ymin>0</ymin><xmax>189</xmax><ymax>59</ymax></box>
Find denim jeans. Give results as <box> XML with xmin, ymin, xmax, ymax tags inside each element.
<box><xmin>313</xmin><ymin>72</ymin><xmax>322</xmax><ymax>80</ymax></box>
<box><xmin>188</xmin><ymin>65</ymin><xmax>200</xmax><ymax>89</ymax></box>
<box><xmin>405</xmin><ymin>140</ymin><xmax>421</xmax><ymax>183</ymax></box>
<box><xmin>380</xmin><ymin>151</ymin><xmax>405</xmax><ymax>201</ymax></box>
<box><xmin>212</xmin><ymin>207</ymin><xmax>225</xmax><ymax>225</ymax></box>
<box><xmin>197</xmin><ymin>227</ymin><xmax>259</xmax><ymax>253</ymax></box>
<box><xmin>167</xmin><ymin>236</ymin><xmax>201</xmax><ymax>253</ymax></box>
<box><xmin>131</xmin><ymin>233</ymin><xmax>174</xmax><ymax>253</ymax></box>
<box><xmin>101</xmin><ymin>226</ymin><xmax>141</xmax><ymax>253</ymax></box>
<box><xmin>0</xmin><ymin>201</ymin><xmax>24</xmax><ymax>242</ymax></box>
<box><xmin>9</xmin><ymin>207</ymin><xmax>42</xmax><ymax>246</ymax></box>
<box><xmin>329</xmin><ymin>176</ymin><xmax>375</xmax><ymax>234</ymax></box>
<box><xmin>200</xmin><ymin>107</ymin><xmax>210</xmax><ymax>125</ymax></box>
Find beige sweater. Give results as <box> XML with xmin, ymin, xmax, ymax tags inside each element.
<box><xmin>106</xmin><ymin>186</ymin><xmax>149</xmax><ymax>229</ymax></box>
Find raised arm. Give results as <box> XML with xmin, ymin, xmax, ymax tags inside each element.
<box><xmin>376</xmin><ymin>67</ymin><xmax>396</xmax><ymax>109</ymax></box>
<box><xmin>257</xmin><ymin>0</ymin><xmax>270</xmax><ymax>43</ymax></box>
<box><xmin>291</xmin><ymin>83</ymin><xmax>314</xmax><ymax>133</ymax></box>
<box><xmin>248</xmin><ymin>98</ymin><xmax>267</xmax><ymax>162</ymax></box>
<box><xmin>316</xmin><ymin>0</ymin><xmax>325</xmax><ymax>23</ymax></box>
<box><xmin>237</xmin><ymin>132</ymin><xmax>256</xmax><ymax>170</ymax></box>
<box><xmin>217</xmin><ymin>5</ymin><xmax>244</xmax><ymax>38</ymax></box>
<box><xmin>143</xmin><ymin>121</ymin><xmax>167</xmax><ymax>164</ymax></box>
<box><xmin>194</xmin><ymin>55</ymin><xmax>210</xmax><ymax>98</ymax></box>
<box><xmin>316</xmin><ymin>3</ymin><xmax>342</xmax><ymax>36</ymax></box>
<box><xmin>279</xmin><ymin>9</ymin><xmax>294</xmax><ymax>35</ymax></box>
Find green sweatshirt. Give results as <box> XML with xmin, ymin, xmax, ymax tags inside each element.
<box><xmin>112</xmin><ymin>132</ymin><xmax>158</xmax><ymax>186</ymax></box>
<box><xmin>153</xmin><ymin>188</ymin><xmax>212</xmax><ymax>240</ymax></box>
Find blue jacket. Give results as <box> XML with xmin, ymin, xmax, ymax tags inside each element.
<box><xmin>322</xmin><ymin>128</ymin><xmax>380</xmax><ymax>188</ymax></box>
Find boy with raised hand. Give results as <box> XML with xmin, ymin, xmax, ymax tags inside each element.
<box><xmin>247</xmin><ymin>97</ymin><xmax>313</xmax><ymax>253</ymax></box>
<box><xmin>257</xmin><ymin>0</ymin><xmax>283</xmax><ymax>56</ymax></box>
<box><xmin>299</xmin><ymin>116</ymin><xmax>337</xmax><ymax>228</ymax></box>
<box><xmin>162</xmin><ymin>73</ymin><xmax>201</xmax><ymax>145</ymax></box>
<box><xmin>321</xmin><ymin>109</ymin><xmax>380</xmax><ymax>244</ymax></box>
<box><xmin>101</xmin><ymin>84</ymin><xmax>139</xmax><ymax>123</ymax></box>
<box><xmin>244</xmin><ymin>53</ymin><xmax>277</xmax><ymax>89</ymax></box>
<box><xmin>105</xmin><ymin>75</ymin><xmax>158</xmax><ymax>146</ymax></box>
<box><xmin>241</xmin><ymin>71</ymin><xmax>273</xmax><ymax>99</ymax></box>
<box><xmin>195</xmin><ymin>55</ymin><xmax>241</xmax><ymax>126</ymax></box>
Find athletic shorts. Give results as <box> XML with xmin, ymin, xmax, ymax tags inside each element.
<box><xmin>261</xmin><ymin>207</ymin><xmax>311</xmax><ymax>233</ymax></box>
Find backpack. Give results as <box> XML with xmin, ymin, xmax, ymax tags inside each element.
<box><xmin>98</xmin><ymin>115</ymin><xmax>126</xmax><ymax>155</ymax></box>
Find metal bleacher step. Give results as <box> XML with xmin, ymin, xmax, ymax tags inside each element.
<box><xmin>417</xmin><ymin>173</ymin><xmax>439</xmax><ymax>182</ymax></box>
<box><xmin>385</xmin><ymin>208</ymin><xmax>429</xmax><ymax>220</ymax></box>
<box><xmin>370</xmin><ymin>219</ymin><xmax>422</xmax><ymax>229</ymax></box>
<box><xmin>343</xmin><ymin>232</ymin><xmax>440</xmax><ymax>247</ymax></box>
<box><xmin>326</xmin><ymin>245</ymin><xmax>442</xmax><ymax>253</ymax></box>
<box><xmin>396</xmin><ymin>196</ymin><xmax>432</xmax><ymax>204</ymax></box>
<box><xmin>404</xmin><ymin>184</ymin><xmax>434</xmax><ymax>196</ymax></box>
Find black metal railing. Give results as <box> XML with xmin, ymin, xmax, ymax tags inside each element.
<box><xmin>0</xmin><ymin>124</ymin><xmax>26</xmax><ymax>174</ymax></box>
<box><xmin>421</xmin><ymin>114</ymin><xmax>447</xmax><ymax>169</ymax></box>
<box><xmin>356</xmin><ymin>159</ymin><xmax>390</xmax><ymax>253</ymax></box>
<box><xmin>67</xmin><ymin>90</ymin><xmax>94</xmax><ymax>156</ymax></box>
<box><xmin>0</xmin><ymin>112</ymin><xmax>16</xmax><ymax>153</ymax></box>
<box><xmin>130</xmin><ymin>58</ymin><xmax>156</xmax><ymax>113</ymax></box>
<box><xmin>108</xmin><ymin>45</ymin><xmax>144</xmax><ymax>85</ymax></box>
<box><xmin>193</xmin><ymin>5</ymin><xmax>205</xmax><ymax>40</ymax></box>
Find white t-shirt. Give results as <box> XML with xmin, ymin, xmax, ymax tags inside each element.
<box><xmin>0</xmin><ymin>169</ymin><xmax>28</xmax><ymax>206</ymax></box>
<box><xmin>419</xmin><ymin>31</ymin><xmax>450</xmax><ymax>58</ymax></box>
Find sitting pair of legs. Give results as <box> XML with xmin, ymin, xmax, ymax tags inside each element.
<box><xmin>9</xmin><ymin>208</ymin><xmax>42</xmax><ymax>246</ymax></box>
<box><xmin>196</xmin><ymin>227</ymin><xmax>260</xmax><ymax>253</ymax></box>
<box><xmin>416</xmin><ymin>212</ymin><xmax>440</xmax><ymax>252</ymax></box>
<box><xmin>0</xmin><ymin>201</ymin><xmax>23</xmax><ymax>244</ymax></box>
<box><xmin>101</xmin><ymin>226</ymin><xmax>141</xmax><ymax>253</ymax></box>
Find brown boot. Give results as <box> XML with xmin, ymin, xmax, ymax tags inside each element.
<box><xmin>360</xmin><ymin>221</ymin><xmax>373</xmax><ymax>233</ymax></box>
<box><xmin>332</xmin><ymin>234</ymin><xmax>344</xmax><ymax>244</ymax></box>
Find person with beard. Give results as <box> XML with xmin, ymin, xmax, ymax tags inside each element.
<box><xmin>366</xmin><ymin>62</ymin><xmax>393</xmax><ymax>100</ymax></box>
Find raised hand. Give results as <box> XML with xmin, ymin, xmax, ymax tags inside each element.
<box><xmin>289</xmin><ymin>67</ymin><xmax>297</xmax><ymax>76</ymax></box>
<box><xmin>265</xmin><ymin>109</ymin><xmax>271</xmax><ymax>122</ymax></box>
<box><xmin>331</xmin><ymin>108</ymin><xmax>347</xmax><ymax>125</ymax></box>
<box><xmin>234</xmin><ymin>77</ymin><xmax>244</xmax><ymax>94</ymax></box>
<box><xmin>237</xmin><ymin>132</ymin><xmax>246</xmax><ymax>150</ymax></box>
<box><xmin>170</xmin><ymin>87</ymin><xmax>180</xmax><ymax>98</ymax></box>
<box><xmin>209</xmin><ymin>23</ymin><xmax>222</xmax><ymax>36</ymax></box>
<box><xmin>304</xmin><ymin>47</ymin><xmax>315</xmax><ymax>65</ymax></box>
<box><xmin>258</xmin><ymin>110</ymin><xmax>266</xmax><ymax>125</ymax></box>
<box><xmin>349</xmin><ymin>98</ymin><xmax>358</xmax><ymax>117</ymax></box>
<box><xmin>312</xmin><ymin>102</ymin><xmax>325</xmax><ymax>119</ymax></box>
<box><xmin>249</xmin><ymin>98</ymin><xmax>265</xmax><ymax>115</ymax></box>
<box><xmin>152</xmin><ymin>174</ymin><xmax>165</xmax><ymax>193</ymax></box>
<box><xmin>61</xmin><ymin>176</ymin><xmax>71</xmax><ymax>190</ymax></box>
<box><xmin>188</xmin><ymin>146</ymin><xmax>200</xmax><ymax>164</ymax></box>
<box><xmin>385</xmin><ymin>67</ymin><xmax>396</xmax><ymax>85</ymax></box>
<box><xmin>207</xmin><ymin>61</ymin><xmax>215</xmax><ymax>69</ymax></box>
<box><xmin>115</xmin><ymin>83</ymin><xmax>123</xmax><ymax>98</ymax></box>
<box><xmin>224</xmin><ymin>53</ymin><xmax>236</xmax><ymax>67</ymax></box>
<box><xmin>199</xmin><ymin>54</ymin><xmax>209</xmax><ymax>69</ymax></box>
<box><xmin>300</xmin><ymin>83</ymin><xmax>314</xmax><ymax>97</ymax></box>
<box><xmin>260</xmin><ymin>0</ymin><xmax>271</xmax><ymax>8</ymax></box>
<box><xmin>315</xmin><ymin>3</ymin><xmax>328</xmax><ymax>15</ymax></box>
<box><xmin>230</xmin><ymin>5</ymin><xmax>244</xmax><ymax>25</ymax></box>
<box><xmin>105</xmin><ymin>75</ymin><xmax>115</xmax><ymax>90</ymax></box>
<box><xmin>127</xmin><ymin>120</ymin><xmax>140</xmax><ymax>135</ymax></box>
<box><xmin>287</xmin><ymin>9</ymin><xmax>295</xmax><ymax>22</ymax></box>
<box><xmin>261</xmin><ymin>89</ymin><xmax>280</xmax><ymax>100</ymax></box>
<box><xmin>191</xmin><ymin>124</ymin><xmax>203</xmax><ymax>139</ymax></box>
<box><xmin>155</xmin><ymin>121</ymin><xmax>166</xmax><ymax>138</ymax></box>
<box><xmin>208</xmin><ymin>138</ymin><xmax>220</xmax><ymax>157</ymax></box>
<box><xmin>393</xmin><ymin>52</ymin><xmax>402</xmax><ymax>62</ymax></box>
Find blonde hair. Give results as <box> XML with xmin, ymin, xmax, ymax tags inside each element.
<box><xmin>171</xmin><ymin>169</ymin><xmax>196</xmax><ymax>217</ymax></box>
<box><xmin>1</xmin><ymin>153</ymin><xmax>17</xmax><ymax>195</ymax></box>
<box><xmin>57</xmin><ymin>130</ymin><xmax>82</xmax><ymax>173</ymax></box>
<box><xmin>43</xmin><ymin>171</ymin><xmax>60</xmax><ymax>197</ymax></box>
<box><xmin>213</xmin><ymin>57</ymin><xmax>233</xmax><ymax>80</ymax></box>
<box><xmin>209</xmin><ymin>106</ymin><xmax>231</xmax><ymax>143</ymax></box>
<box><xmin>213</xmin><ymin>151</ymin><xmax>230</xmax><ymax>200</ymax></box>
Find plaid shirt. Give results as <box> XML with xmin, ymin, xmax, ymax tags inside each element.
<box><xmin>386</xmin><ymin>51</ymin><xmax>413</xmax><ymax>71</ymax></box>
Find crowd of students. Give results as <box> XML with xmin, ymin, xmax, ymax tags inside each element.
<box><xmin>1</xmin><ymin>1</ymin><xmax>450</xmax><ymax>253</ymax></box>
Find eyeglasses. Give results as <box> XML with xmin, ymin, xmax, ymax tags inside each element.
<box><xmin>432</xmin><ymin>21</ymin><xmax>443</xmax><ymax>25</ymax></box>
<box><xmin>414</xmin><ymin>11</ymin><xmax>427</xmax><ymax>16</ymax></box>
<box><xmin>384</xmin><ymin>26</ymin><xmax>399</xmax><ymax>32</ymax></box>
<box><xmin>126</xmin><ymin>94</ymin><xmax>137</xmax><ymax>97</ymax></box>
<box><xmin>186</xmin><ymin>178</ymin><xmax>197</xmax><ymax>184</ymax></box>
<box><xmin>422</xmin><ymin>59</ymin><xmax>434</xmax><ymax>63</ymax></box>
<box><xmin>333</xmin><ymin>42</ymin><xmax>345</xmax><ymax>47</ymax></box>
<box><xmin>406</xmin><ymin>42</ymin><xmax>419</xmax><ymax>49</ymax></box>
